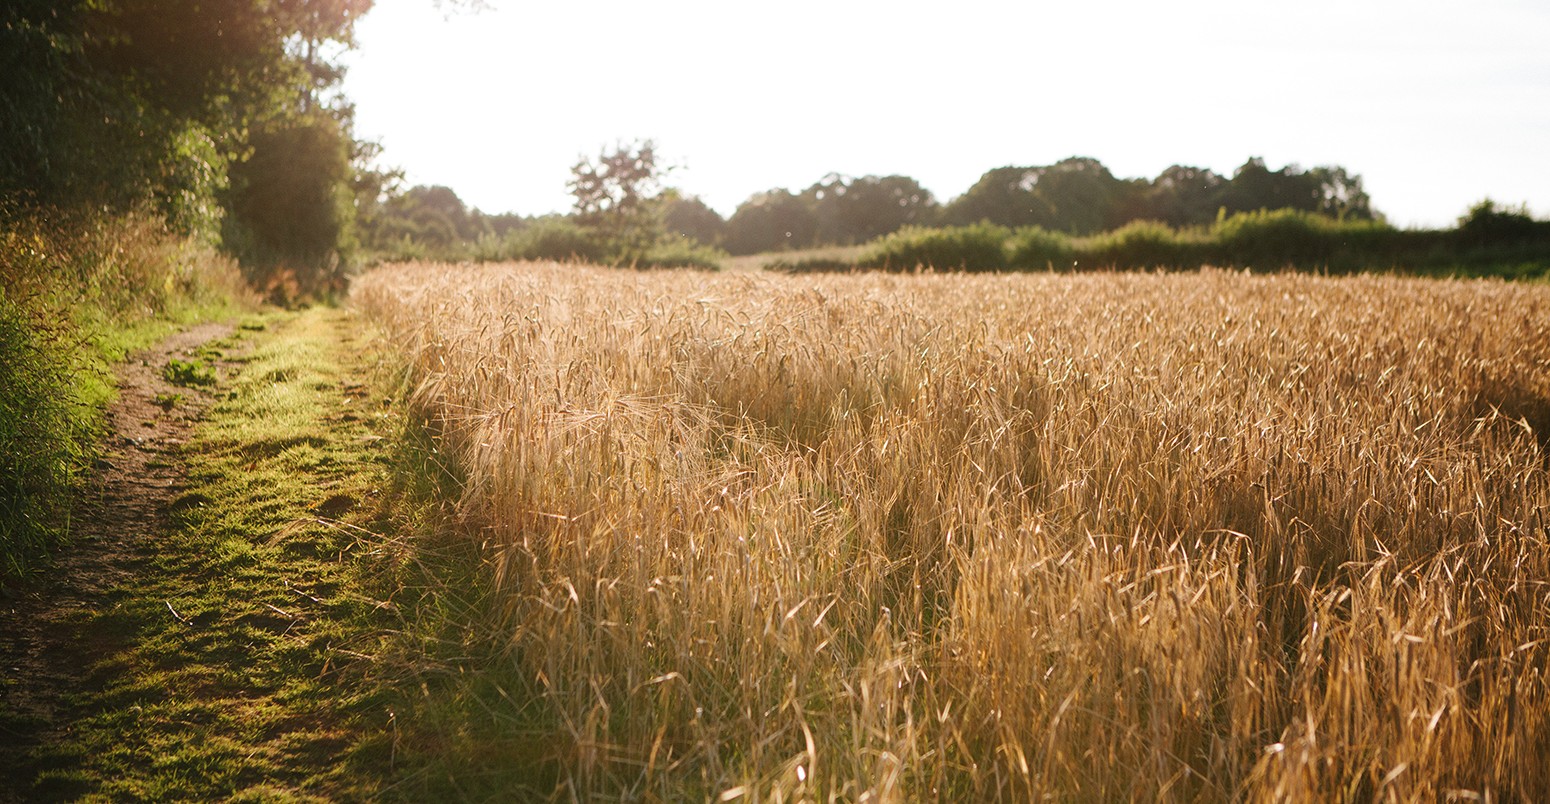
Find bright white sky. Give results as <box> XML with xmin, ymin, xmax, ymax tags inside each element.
<box><xmin>341</xmin><ymin>0</ymin><xmax>1550</xmax><ymax>228</ymax></box>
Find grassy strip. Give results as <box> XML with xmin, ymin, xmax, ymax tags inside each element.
<box><xmin>2</xmin><ymin>206</ymin><xmax>253</xmax><ymax>584</ymax></box>
<box><xmin>30</xmin><ymin>308</ymin><xmax>404</xmax><ymax>799</ymax></box>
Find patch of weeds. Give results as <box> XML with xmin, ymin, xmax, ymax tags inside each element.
<box><xmin>163</xmin><ymin>357</ymin><xmax>216</xmax><ymax>387</ymax></box>
<box><xmin>154</xmin><ymin>392</ymin><xmax>184</xmax><ymax>410</ymax></box>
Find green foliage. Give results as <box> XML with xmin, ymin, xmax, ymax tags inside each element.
<box><xmin>1006</xmin><ymin>226</ymin><xmax>1077</xmax><ymax>270</ymax></box>
<box><xmin>1214</xmin><ymin>159</ymin><xmax>1374</xmax><ymax>221</ymax></box>
<box><xmin>363</xmin><ymin>185</ymin><xmax>727</xmax><ymax>270</ymax></box>
<box><xmin>1029</xmin><ymin>157</ymin><xmax>1128</xmax><ymax>234</ymax></box>
<box><xmin>159</xmin><ymin>124</ymin><xmax>230</xmax><ymax>246</ymax></box>
<box><xmin>941</xmin><ymin>156</ymin><xmax>1375</xmax><ymax>238</ymax></box>
<box><xmin>835</xmin><ymin>205</ymin><xmax>1550</xmax><ymax>277</ymax></box>
<box><xmin>0</xmin><ymin>204</ymin><xmax>252</xmax><ymax>583</ymax></box>
<box><xmin>857</xmin><ymin>223</ymin><xmax>1009</xmax><ymax>272</ymax></box>
<box><xmin>804</xmin><ymin>173</ymin><xmax>939</xmax><ymax>245</ymax></box>
<box><xmin>368</xmin><ymin>185</ymin><xmax>476</xmax><ymax>254</ymax></box>
<box><xmin>1121</xmin><ymin>165</ymin><xmax>1224</xmax><ymax>228</ymax></box>
<box><xmin>633</xmin><ymin>237</ymin><xmax>727</xmax><ymax>270</ymax></box>
<box><xmin>1211</xmin><ymin>209</ymin><xmax>1341</xmax><ymax>268</ymax></box>
<box><xmin>1082</xmin><ymin>220</ymin><xmax>1202</xmax><ymax>269</ymax></box>
<box><xmin>1457</xmin><ymin>199</ymin><xmax>1543</xmax><ymax>246</ymax></box>
<box><xmin>725</xmin><ymin>189</ymin><xmax>818</xmax><ymax>255</ymax></box>
<box><xmin>569</xmin><ymin>139</ymin><xmax>668</xmax><ymax>258</ymax></box>
<box><xmin>225</xmin><ymin>114</ymin><xmax>359</xmax><ymax>300</ymax></box>
<box><xmin>764</xmin><ymin>256</ymin><xmax>861</xmax><ymax>274</ymax></box>
<box><xmin>0</xmin><ymin>289</ymin><xmax>84</xmax><ymax>580</ymax></box>
<box><xmin>2</xmin><ymin>0</ymin><xmax>373</xmax><ymax>297</ymax></box>
<box><xmin>660</xmin><ymin>191</ymin><xmax>726</xmax><ymax>247</ymax></box>
<box><xmin>0</xmin><ymin>1</ymin><xmax>90</xmax><ymax>197</ymax></box>
<box><xmin>504</xmin><ymin>218</ymin><xmax>610</xmax><ymax>263</ymax></box>
<box><xmin>163</xmin><ymin>358</ymin><xmax>216</xmax><ymax>387</ymax></box>
<box><xmin>943</xmin><ymin>157</ymin><xmax>1126</xmax><ymax>234</ymax></box>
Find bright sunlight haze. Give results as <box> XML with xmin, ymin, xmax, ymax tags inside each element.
<box><xmin>341</xmin><ymin>0</ymin><xmax>1550</xmax><ymax>227</ymax></box>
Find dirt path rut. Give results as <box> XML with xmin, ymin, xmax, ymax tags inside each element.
<box><xmin>0</xmin><ymin>322</ymin><xmax>233</xmax><ymax>798</ymax></box>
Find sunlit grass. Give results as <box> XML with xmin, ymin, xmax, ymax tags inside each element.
<box><xmin>355</xmin><ymin>261</ymin><xmax>1550</xmax><ymax>800</ymax></box>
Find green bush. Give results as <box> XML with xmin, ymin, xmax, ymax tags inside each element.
<box><xmin>505</xmin><ymin>218</ymin><xmax>609</xmax><ymax>264</ymax></box>
<box><xmin>0</xmin><ymin>202</ymin><xmax>251</xmax><ymax>583</ymax></box>
<box><xmin>1006</xmin><ymin>226</ymin><xmax>1076</xmax><ymax>270</ymax></box>
<box><xmin>857</xmin><ymin>223</ymin><xmax>1010</xmax><ymax>272</ymax></box>
<box><xmin>1210</xmin><ymin>209</ymin><xmax>1342</xmax><ymax>269</ymax></box>
<box><xmin>632</xmin><ymin>238</ymin><xmax>727</xmax><ymax>270</ymax></box>
<box><xmin>1082</xmin><ymin>220</ymin><xmax>1199</xmax><ymax>269</ymax></box>
<box><xmin>0</xmin><ymin>289</ymin><xmax>85</xmax><ymax>580</ymax></box>
<box><xmin>1457</xmin><ymin>200</ymin><xmax>1542</xmax><ymax>247</ymax></box>
<box><xmin>764</xmin><ymin>256</ymin><xmax>860</xmax><ymax>273</ymax></box>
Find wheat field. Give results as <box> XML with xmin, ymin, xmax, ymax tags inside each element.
<box><xmin>353</xmin><ymin>262</ymin><xmax>1550</xmax><ymax>801</ymax></box>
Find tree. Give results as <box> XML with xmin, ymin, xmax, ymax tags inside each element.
<box><xmin>568</xmin><ymin>139</ymin><xmax>668</xmax><ymax>259</ymax></box>
<box><xmin>803</xmin><ymin>174</ymin><xmax>937</xmax><ymax>245</ymax></box>
<box><xmin>943</xmin><ymin>166</ymin><xmax>1053</xmax><ymax>229</ymax></box>
<box><xmin>944</xmin><ymin>157</ymin><xmax>1125</xmax><ymax>234</ymax></box>
<box><xmin>1216</xmin><ymin>158</ymin><xmax>1376</xmax><ymax>222</ymax></box>
<box><xmin>1033</xmin><ymin>157</ymin><xmax>1128</xmax><ymax>234</ymax></box>
<box><xmin>365</xmin><ymin>184</ymin><xmax>472</xmax><ymax>253</ymax></box>
<box><xmin>225</xmin><ymin>114</ymin><xmax>359</xmax><ymax>294</ymax></box>
<box><xmin>725</xmin><ymin>190</ymin><xmax>819</xmax><ymax>255</ymax></box>
<box><xmin>660</xmin><ymin>191</ymin><xmax>726</xmax><ymax>247</ymax></box>
<box><xmin>1128</xmin><ymin>165</ymin><xmax>1228</xmax><ymax>228</ymax></box>
<box><xmin>1</xmin><ymin>0</ymin><xmax>373</xmax><ymax>294</ymax></box>
<box><xmin>1456</xmin><ymin>199</ymin><xmax>1542</xmax><ymax>247</ymax></box>
<box><xmin>1306</xmin><ymin>166</ymin><xmax>1374</xmax><ymax>220</ymax></box>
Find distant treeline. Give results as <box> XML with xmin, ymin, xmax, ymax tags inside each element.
<box><xmin>365</xmin><ymin>164</ymin><xmax>1549</xmax><ymax>278</ymax></box>
<box><xmin>365</xmin><ymin>155</ymin><xmax>1381</xmax><ymax>263</ymax></box>
<box><xmin>798</xmin><ymin>202</ymin><xmax>1550</xmax><ymax>278</ymax></box>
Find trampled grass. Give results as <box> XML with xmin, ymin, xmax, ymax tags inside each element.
<box><xmin>353</xmin><ymin>262</ymin><xmax>1550</xmax><ymax>800</ymax></box>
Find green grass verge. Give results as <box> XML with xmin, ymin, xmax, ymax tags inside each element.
<box><xmin>2</xmin><ymin>204</ymin><xmax>255</xmax><ymax>585</ymax></box>
<box><xmin>29</xmin><ymin>308</ymin><xmax>405</xmax><ymax>800</ymax></box>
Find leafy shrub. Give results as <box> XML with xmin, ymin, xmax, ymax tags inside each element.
<box><xmin>857</xmin><ymin>223</ymin><xmax>1010</xmax><ymax>272</ymax></box>
<box><xmin>1210</xmin><ymin>209</ymin><xmax>1341</xmax><ymax>269</ymax></box>
<box><xmin>0</xmin><ymin>289</ymin><xmax>84</xmax><ymax>580</ymax></box>
<box><xmin>1457</xmin><ymin>199</ymin><xmax>1542</xmax><ymax>247</ymax></box>
<box><xmin>764</xmin><ymin>257</ymin><xmax>859</xmax><ymax>273</ymax></box>
<box><xmin>847</xmin><ymin>208</ymin><xmax>1549</xmax><ymax>278</ymax></box>
<box><xmin>0</xmin><ymin>202</ymin><xmax>252</xmax><ymax>582</ymax></box>
<box><xmin>1</xmin><ymin>202</ymin><xmax>249</xmax><ymax>318</ymax></box>
<box><xmin>505</xmin><ymin>219</ymin><xmax>609</xmax><ymax>264</ymax></box>
<box><xmin>1083</xmin><ymin>220</ymin><xmax>1198</xmax><ymax>269</ymax></box>
<box><xmin>632</xmin><ymin>238</ymin><xmax>727</xmax><ymax>270</ymax></box>
<box><xmin>1006</xmin><ymin>226</ymin><xmax>1076</xmax><ymax>270</ymax></box>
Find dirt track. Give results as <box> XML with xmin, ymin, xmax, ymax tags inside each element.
<box><xmin>0</xmin><ymin>322</ymin><xmax>232</xmax><ymax>798</ymax></box>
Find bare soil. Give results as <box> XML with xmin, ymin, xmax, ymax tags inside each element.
<box><xmin>0</xmin><ymin>322</ymin><xmax>233</xmax><ymax>798</ymax></box>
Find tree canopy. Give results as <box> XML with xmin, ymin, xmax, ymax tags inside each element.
<box><xmin>1</xmin><ymin>0</ymin><xmax>374</xmax><ymax>293</ymax></box>
<box><xmin>941</xmin><ymin>156</ymin><xmax>1375</xmax><ymax>237</ymax></box>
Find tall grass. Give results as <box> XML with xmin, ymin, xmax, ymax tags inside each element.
<box><xmin>0</xmin><ymin>203</ymin><xmax>252</xmax><ymax>581</ymax></box>
<box><xmin>355</xmin><ymin>262</ymin><xmax>1550</xmax><ymax>800</ymax></box>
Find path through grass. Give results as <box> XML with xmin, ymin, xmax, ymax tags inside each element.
<box><xmin>12</xmin><ymin>308</ymin><xmax>404</xmax><ymax>799</ymax></box>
